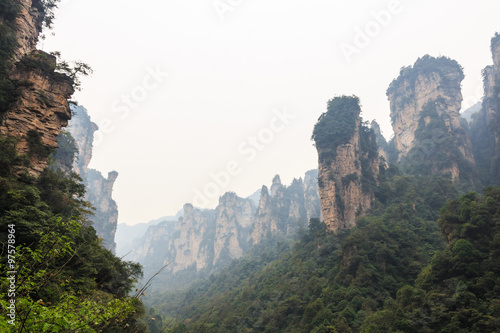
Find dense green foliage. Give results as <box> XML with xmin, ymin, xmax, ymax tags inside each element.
<box><xmin>312</xmin><ymin>96</ymin><xmax>361</xmax><ymax>164</ymax></box>
<box><xmin>147</xmin><ymin>174</ymin><xmax>480</xmax><ymax>332</ymax></box>
<box><xmin>50</xmin><ymin>129</ymin><xmax>79</xmax><ymax>172</ymax></box>
<box><xmin>363</xmin><ymin>188</ymin><xmax>500</xmax><ymax>332</ymax></box>
<box><xmin>0</xmin><ymin>136</ymin><xmax>147</xmax><ymax>332</ymax></box>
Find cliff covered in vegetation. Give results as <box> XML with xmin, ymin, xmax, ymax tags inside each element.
<box><xmin>0</xmin><ymin>1</ymin><xmax>146</xmax><ymax>331</ymax></box>
<box><xmin>312</xmin><ymin>96</ymin><xmax>379</xmax><ymax>231</ymax></box>
<box><xmin>387</xmin><ymin>55</ymin><xmax>477</xmax><ymax>185</ymax></box>
<box><xmin>145</xmin><ymin>32</ymin><xmax>500</xmax><ymax>333</ymax></box>
<box><xmin>0</xmin><ymin>0</ymin><xmax>74</xmax><ymax>176</ymax></box>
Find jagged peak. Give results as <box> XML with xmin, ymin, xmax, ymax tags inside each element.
<box><xmin>271</xmin><ymin>175</ymin><xmax>283</xmax><ymax>196</ymax></box>
<box><xmin>183</xmin><ymin>203</ymin><xmax>194</xmax><ymax>216</ymax></box>
<box><xmin>107</xmin><ymin>171</ymin><xmax>118</xmax><ymax>182</ymax></box>
<box><xmin>260</xmin><ymin>185</ymin><xmax>269</xmax><ymax>197</ymax></box>
<box><xmin>304</xmin><ymin>169</ymin><xmax>319</xmax><ymax>179</ymax></box>
<box><xmin>219</xmin><ymin>191</ymin><xmax>240</xmax><ymax>203</ymax></box>
<box><xmin>492</xmin><ymin>32</ymin><xmax>500</xmax><ymax>51</ymax></box>
<box><xmin>272</xmin><ymin>174</ymin><xmax>282</xmax><ymax>185</ymax></box>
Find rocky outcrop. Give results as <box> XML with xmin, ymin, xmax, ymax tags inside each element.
<box><xmin>483</xmin><ymin>36</ymin><xmax>500</xmax><ymax>156</ymax></box>
<box><xmin>304</xmin><ymin>169</ymin><xmax>323</xmax><ymax>222</ymax></box>
<box><xmin>469</xmin><ymin>33</ymin><xmax>500</xmax><ymax>185</ymax></box>
<box><xmin>67</xmin><ymin>105</ymin><xmax>98</xmax><ymax>177</ymax></box>
<box><xmin>213</xmin><ymin>193</ymin><xmax>254</xmax><ymax>265</ymax></box>
<box><xmin>371</xmin><ymin>120</ymin><xmax>391</xmax><ymax>166</ymax></box>
<box><xmin>0</xmin><ymin>0</ymin><xmax>74</xmax><ymax>176</ymax></box>
<box><xmin>313</xmin><ymin>96</ymin><xmax>379</xmax><ymax>231</ymax></box>
<box><xmin>12</xmin><ymin>0</ymin><xmax>44</xmax><ymax>62</ymax></box>
<box><xmin>0</xmin><ymin>52</ymin><xmax>74</xmax><ymax>175</ymax></box>
<box><xmin>251</xmin><ymin>177</ymin><xmax>313</xmax><ymax>244</ymax></box>
<box><xmin>387</xmin><ymin>55</ymin><xmax>477</xmax><ymax>183</ymax></box>
<box><xmin>56</xmin><ymin>105</ymin><xmax>120</xmax><ymax>252</ymax></box>
<box><xmin>131</xmin><ymin>171</ymin><xmax>321</xmax><ymax>290</ymax></box>
<box><xmin>86</xmin><ymin>170</ymin><xmax>119</xmax><ymax>251</ymax></box>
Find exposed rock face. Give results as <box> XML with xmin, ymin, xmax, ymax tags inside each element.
<box><xmin>68</xmin><ymin>105</ymin><xmax>98</xmax><ymax>177</ymax></box>
<box><xmin>13</xmin><ymin>0</ymin><xmax>44</xmax><ymax>62</ymax></box>
<box><xmin>484</xmin><ymin>37</ymin><xmax>500</xmax><ymax>149</ymax></box>
<box><xmin>62</xmin><ymin>105</ymin><xmax>119</xmax><ymax>252</ymax></box>
<box><xmin>470</xmin><ymin>34</ymin><xmax>500</xmax><ymax>184</ymax></box>
<box><xmin>0</xmin><ymin>52</ymin><xmax>74</xmax><ymax>175</ymax></box>
<box><xmin>214</xmin><ymin>193</ymin><xmax>254</xmax><ymax>265</ymax></box>
<box><xmin>313</xmin><ymin>96</ymin><xmax>379</xmax><ymax>231</ymax></box>
<box><xmin>387</xmin><ymin>55</ymin><xmax>476</xmax><ymax>183</ymax></box>
<box><xmin>270</xmin><ymin>175</ymin><xmax>282</xmax><ymax>196</ymax></box>
<box><xmin>304</xmin><ymin>169</ymin><xmax>323</xmax><ymax>221</ymax></box>
<box><xmin>0</xmin><ymin>0</ymin><xmax>74</xmax><ymax>176</ymax></box>
<box><xmin>131</xmin><ymin>171</ymin><xmax>321</xmax><ymax>290</ymax></box>
<box><xmin>251</xmin><ymin>177</ymin><xmax>313</xmax><ymax>244</ymax></box>
<box><xmin>86</xmin><ymin>170</ymin><xmax>119</xmax><ymax>251</ymax></box>
<box><xmin>371</xmin><ymin>120</ymin><xmax>391</xmax><ymax>166</ymax></box>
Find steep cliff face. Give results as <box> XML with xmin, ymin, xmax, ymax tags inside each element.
<box><xmin>12</xmin><ymin>0</ymin><xmax>44</xmax><ymax>61</ymax></box>
<box><xmin>170</xmin><ymin>204</ymin><xmax>216</xmax><ymax>273</ymax></box>
<box><xmin>0</xmin><ymin>0</ymin><xmax>74</xmax><ymax>176</ymax></box>
<box><xmin>484</xmin><ymin>36</ymin><xmax>500</xmax><ymax>172</ymax></box>
<box><xmin>131</xmin><ymin>171</ymin><xmax>321</xmax><ymax>290</ymax></box>
<box><xmin>213</xmin><ymin>193</ymin><xmax>254</xmax><ymax>265</ymax></box>
<box><xmin>386</xmin><ymin>55</ymin><xmax>477</xmax><ymax>183</ymax></box>
<box><xmin>251</xmin><ymin>177</ymin><xmax>313</xmax><ymax>244</ymax></box>
<box><xmin>313</xmin><ymin>96</ymin><xmax>379</xmax><ymax>231</ymax></box>
<box><xmin>304</xmin><ymin>169</ymin><xmax>323</xmax><ymax>222</ymax></box>
<box><xmin>1</xmin><ymin>52</ymin><xmax>74</xmax><ymax>175</ymax></box>
<box><xmin>469</xmin><ymin>34</ymin><xmax>500</xmax><ymax>185</ymax></box>
<box><xmin>68</xmin><ymin>105</ymin><xmax>98</xmax><ymax>177</ymax></box>
<box><xmin>57</xmin><ymin>105</ymin><xmax>120</xmax><ymax>252</ymax></box>
<box><xmin>371</xmin><ymin>120</ymin><xmax>392</xmax><ymax>166</ymax></box>
<box><xmin>86</xmin><ymin>170</ymin><xmax>119</xmax><ymax>252</ymax></box>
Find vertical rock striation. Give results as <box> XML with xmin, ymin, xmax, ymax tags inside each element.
<box><xmin>313</xmin><ymin>96</ymin><xmax>379</xmax><ymax>231</ymax></box>
<box><xmin>482</xmin><ymin>35</ymin><xmax>500</xmax><ymax>178</ymax></box>
<box><xmin>0</xmin><ymin>0</ymin><xmax>74</xmax><ymax>176</ymax></box>
<box><xmin>469</xmin><ymin>33</ymin><xmax>500</xmax><ymax>185</ymax></box>
<box><xmin>61</xmin><ymin>105</ymin><xmax>119</xmax><ymax>252</ymax></box>
<box><xmin>12</xmin><ymin>0</ymin><xmax>44</xmax><ymax>61</ymax></box>
<box><xmin>213</xmin><ymin>193</ymin><xmax>254</xmax><ymax>266</ymax></box>
<box><xmin>386</xmin><ymin>55</ymin><xmax>477</xmax><ymax>184</ymax></box>
<box><xmin>131</xmin><ymin>171</ymin><xmax>322</xmax><ymax>290</ymax></box>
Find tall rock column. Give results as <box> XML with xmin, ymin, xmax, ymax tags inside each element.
<box><xmin>64</xmin><ymin>105</ymin><xmax>120</xmax><ymax>252</ymax></box>
<box><xmin>386</xmin><ymin>55</ymin><xmax>477</xmax><ymax>184</ymax></box>
<box><xmin>313</xmin><ymin>96</ymin><xmax>379</xmax><ymax>231</ymax></box>
<box><xmin>86</xmin><ymin>170</ymin><xmax>119</xmax><ymax>252</ymax></box>
<box><xmin>213</xmin><ymin>193</ymin><xmax>254</xmax><ymax>266</ymax></box>
<box><xmin>482</xmin><ymin>34</ymin><xmax>500</xmax><ymax>180</ymax></box>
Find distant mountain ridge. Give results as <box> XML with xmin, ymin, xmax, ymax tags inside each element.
<box><xmin>130</xmin><ymin>170</ymin><xmax>322</xmax><ymax>290</ymax></box>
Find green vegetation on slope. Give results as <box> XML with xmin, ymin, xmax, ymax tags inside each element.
<box><xmin>0</xmin><ymin>136</ymin><xmax>147</xmax><ymax>332</ymax></box>
<box><xmin>148</xmin><ymin>173</ymin><xmax>486</xmax><ymax>332</ymax></box>
<box><xmin>362</xmin><ymin>187</ymin><xmax>500</xmax><ymax>332</ymax></box>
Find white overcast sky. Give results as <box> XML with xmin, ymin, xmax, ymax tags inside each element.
<box><xmin>40</xmin><ymin>0</ymin><xmax>500</xmax><ymax>225</ymax></box>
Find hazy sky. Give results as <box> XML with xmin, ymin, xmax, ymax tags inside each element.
<box><xmin>41</xmin><ymin>0</ymin><xmax>500</xmax><ymax>225</ymax></box>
